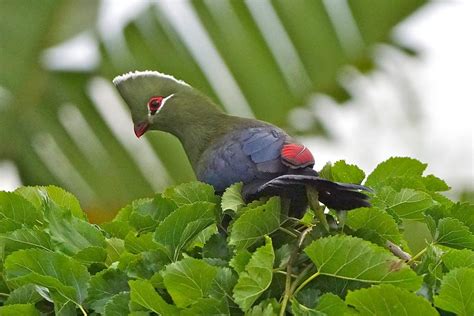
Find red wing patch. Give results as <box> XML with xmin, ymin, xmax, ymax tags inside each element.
<box><xmin>281</xmin><ymin>143</ymin><xmax>315</xmax><ymax>168</ymax></box>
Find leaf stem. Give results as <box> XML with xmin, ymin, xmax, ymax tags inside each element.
<box><xmin>306</xmin><ymin>186</ymin><xmax>329</xmax><ymax>231</ymax></box>
<box><xmin>278</xmin><ymin>226</ymin><xmax>298</xmax><ymax>238</ymax></box>
<box><xmin>293</xmin><ymin>271</ymin><xmax>320</xmax><ymax>296</ymax></box>
<box><xmin>274</xmin><ymin>270</ymin><xmax>297</xmax><ymax>278</ymax></box>
<box><xmin>290</xmin><ymin>264</ymin><xmax>314</xmax><ymax>294</ymax></box>
<box><xmin>0</xmin><ymin>292</ymin><xmax>9</xmax><ymax>297</ymax></box>
<box><xmin>78</xmin><ymin>304</ymin><xmax>88</xmax><ymax>316</ymax></box>
<box><xmin>406</xmin><ymin>245</ymin><xmax>429</xmax><ymax>265</ymax></box>
<box><xmin>279</xmin><ymin>258</ymin><xmax>293</xmax><ymax>316</ymax></box>
<box><xmin>279</xmin><ymin>225</ymin><xmax>315</xmax><ymax>315</ymax></box>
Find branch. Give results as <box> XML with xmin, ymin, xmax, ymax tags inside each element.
<box><xmin>385</xmin><ymin>240</ymin><xmax>412</xmax><ymax>261</ymax></box>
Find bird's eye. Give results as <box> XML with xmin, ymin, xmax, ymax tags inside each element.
<box><xmin>147</xmin><ymin>96</ymin><xmax>163</xmax><ymax>114</ymax></box>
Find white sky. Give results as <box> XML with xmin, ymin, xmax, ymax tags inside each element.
<box><xmin>305</xmin><ymin>0</ymin><xmax>473</xmax><ymax>193</ymax></box>
<box><xmin>1</xmin><ymin>0</ymin><xmax>472</xmax><ymax>194</ymax></box>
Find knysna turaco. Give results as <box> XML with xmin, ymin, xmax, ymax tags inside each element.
<box><xmin>113</xmin><ymin>71</ymin><xmax>370</xmax><ymax>218</ymax></box>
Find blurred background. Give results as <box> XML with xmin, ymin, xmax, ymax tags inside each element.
<box><xmin>1</xmin><ymin>0</ymin><xmax>472</xmax><ymax>222</ymax></box>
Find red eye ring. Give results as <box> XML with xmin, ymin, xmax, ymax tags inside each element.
<box><xmin>147</xmin><ymin>96</ymin><xmax>164</xmax><ymax>113</ymax></box>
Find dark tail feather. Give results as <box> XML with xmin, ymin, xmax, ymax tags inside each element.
<box><xmin>253</xmin><ymin>175</ymin><xmax>371</xmax><ymax>211</ymax></box>
<box><xmin>318</xmin><ymin>187</ymin><xmax>370</xmax><ymax>210</ymax></box>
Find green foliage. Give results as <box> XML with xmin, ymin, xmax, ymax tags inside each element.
<box><xmin>346</xmin><ymin>207</ymin><xmax>402</xmax><ymax>245</ymax></box>
<box><xmin>229</xmin><ymin>197</ymin><xmax>281</xmax><ymax>250</ymax></box>
<box><xmin>346</xmin><ymin>284</ymin><xmax>438</xmax><ymax>315</ymax></box>
<box><xmin>320</xmin><ymin>160</ymin><xmax>365</xmax><ymax>184</ymax></box>
<box><xmin>0</xmin><ymin>157</ymin><xmax>473</xmax><ymax>314</ymax></box>
<box><xmin>233</xmin><ymin>236</ymin><xmax>275</xmax><ymax>311</ymax></box>
<box><xmin>305</xmin><ymin>235</ymin><xmax>421</xmax><ymax>290</ymax></box>
<box><xmin>162</xmin><ymin>257</ymin><xmax>218</xmax><ymax>308</ymax></box>
<box><xmin>434</xmin><ymin>268</ymin><xmax>474</xmax><ymax>316</ymax></box>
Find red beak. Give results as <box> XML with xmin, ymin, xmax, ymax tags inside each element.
<box><xmin>134</xmin><ymin>121</ymin><xmax>149</xmax><ymax>138</ymax></box>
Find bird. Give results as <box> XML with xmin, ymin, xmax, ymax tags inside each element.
<box><xmin>113</xmin><ymin>71</ymin><xmax>370</xmax><ymax>219</ymax></box>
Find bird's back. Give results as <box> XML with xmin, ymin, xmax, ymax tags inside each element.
<box><xmin>195</xmin><ymin>123</ymin><xmax>290</xmax><ymax>193</ymax></box>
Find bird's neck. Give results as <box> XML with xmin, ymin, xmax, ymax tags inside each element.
<box><xmin>175</xmin><ymin>113</ymin><xmax>226</xmax><ymax>169</ymax></box>
<box><xmin>159</xmin><ymin>97</ymin><xmax>233</xmax><ymax>170</ymax></box>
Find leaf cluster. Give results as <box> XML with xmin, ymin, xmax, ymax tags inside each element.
<box><xmin>0</xmin><ymin>157</ymin><xmax>473</xmax><ymax>315</ymax></box>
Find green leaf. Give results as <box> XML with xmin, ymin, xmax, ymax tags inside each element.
<box><xmin>4</xmin><ymin>284</ymin><xmax>42</xmax><ymax>305</ymax></box>
<box><xmin>431</xmin><ymin>192</ymin><xmax>454</xmax><ymax>208</ymax></box>
<box><xmin>382</xmin><ymin>175</ymin><xmax>426</xmax><ymax>192</ymax></box>
<box><xmin>163</xmin><ymin>181</ymin><xmax>218</xmax><ymax>206</ymax></box>
<box><xmin>434</xmin><ymin>267</ymin><xmax>474</xmax><ymax>316</ymax></box>
<box><xmin>319</xmin><ymin>162</ymin><xmax>333</xmax><ymax>180</ymax></box>
<box><xmin>230</xmin><ymin>249</ymin><xmax>252</xmax><ymax>274</ymax></box>
<box><xmin>304</xmin><ymin>235</ymin><xmax>422</xmax><ymax>290</ymax></box>
<box><xmin>209</xmin><ymin>267</ymin><xmax>237</xmax><ymax>301</ymax></box>
<box><xmin>221</xmin><ymin>182</ymin><xmax>244</xmax><ymax>213</ymax></box>
<box><xmin>86</xmin><ymin>269</ymin><xmax>129</xmax><ymax>314</ymax></box>
<box><xmin>346</xmin><ymin>207</ymin><xmax>402</xmax><ymax>245</ymax></box>
<box><xmin>4</xmin><ymin>249</ymin><xmax>90</xmax><ymax>306</ymax></box>
<box><xmin>73</xmin><ymin>246</ymin><xmax>107</xmax><ymax>266</ymax></box>
<box><xmin>346</xmin><ymin>284</ymin><xmax>438</xmax><ymax>315</ymax></box>
<box><xmin>203</xmin><ymin>233</ymin><xmax>232</xmax><ymax>261</ymax></box>
<box><xmin>246</xmin><ymin>298</ymin><xmax>280</xmax><ymax>316</ymax></box>
<box><xmin>112</xmin><ymin>203</ymin><xmax>134</xmax><ymax>223</ymax></box>
<box><xmin>0</xmin><ymin>192</ymin><xmax>42</xmax><ymax>233</ymax></box>
<box><xmin>16</xmin><ymin>185</ymin><xmax>85</xmax><ymax>219</ymax></box>
<box><xmin>125</xmin><ymin>232</ymin><xmax>160</xmax><ymax>254</ymax></box>
<box><xmin>154</xmin><ymin>201</ymin><xmax>215</xmax><ymax>261</ymax></box>
<box><xmin>402</xmin><ymin>219</ymin><xmax>433</xmax><ymax>254</ymax></box>
<box><xmin>442</xmin><ymin>248</ymin><xmax>474</xmax><ymax>270</ymax></box>
<box><xmin>275</xmin><ymin>244</ymin><xmax>292</xmax><ymax>269</ymax></box>
<box><xmin>293</xmin><ymin>287</ymin><xmax>319</xmax><ymax>309</ymax></box>
<box><xmin>0</xmin><ymin>304</ymin><xmax>39</xmax><ymax>316</ymax></box>
<box><xmin>435</xmin><ymin>217</ymin><xmax>474</xmax><ymax>249</ymax></box>
<box><xmin>151</xmin><ymin>194</ymin><xmax>179</xmax><ymax>221</ymax></box>
<box><xmin>415</xmin><ymin>244</ymin><xmax>444</xmax><ymax>300</ymax></box>
<box><xmin>229</xmin><ymin>197</ymin><xmax>280</xmax><ymax>250</ymax></box>
<box><xmin>376</xmin><ymin>187</ymin><xmax>434</xmax><ymax>220</ymax></box>
<box><xmin>129</xmin><ymin>279</ymin><xmax>179</xmax><ymax>315</ymax></box>
<box><xmin>315</xmin><ymin>293</ymin><xmax>348</xmax><ymax>316</ymax></box>
<box><xmin>233</xmin><ymin>236</ymin><xmax>275</xmax><ymax>311</ymax></box>
<box><xmin>422</xmin><ymin>174</ymin><xmax>450</xmax><ymax>192</ymax></box>
<box><xmin>181</xmin><ymin>297</ymin><xmax>230</xmax><ymax>315</ymax></box>
<box><xmin>1</xmin><ymin>227</ymin><xmax>52</xmax><ymax>254</ymax></box>
<box><xmin>109</xmin><ymin>194</ymin><xmax>177</xmax><ymax>235</ymax></box>
<box><xmin>101</xmin><ymin>220</ymin><xmax>134</xmax><ymax>239</ymax></box>
<box><xmin>162</xmin><ymin>257</ymin><xmax>218</xmax><ymax>308</ymax></box>
<box><xmin>127</xmin><ymin>195</ymin><xmax>177</xmax><ymax>233</ymax></box>
<box><xmin>292</xmin><ymin>292</ymin><xmax>347</xmax><ymax>316</ymax></box>
<box><xmin>104</xmin><ymin>292</ymin><xmax>130</xmax><ymax>316</ymax></box>
<box><xmin>44</xmin><ymin>200</ymin><xmax>105</xmax><ymax>255</ymax></box>
<box><xmin>365</xmin><ymin>157</ymin><xmax>427</xmax><ymax>189</ymax></box>
<box><xmin>128</xmin><ymin>198</ymin><xmax>160</xmax><ymax>233</ymax></box>
<box><xmin>187</xmin><ymin>224</ymin><xmax>217</xmax><ymax>249</ymax></box>
<box><xmin>127</xmin><ymin>312</ymin><xmax>150</xmax><ymax>316</ymax></box>
<box><xmin>119</xmin><ymin>250</ymin><xmax>169</xmax><ymax>280</ymax></box>
<box><xmin>105</xmin><ymin>237</ymin><xmax>125</xmax><ymax>265</ymax></box>
<box><xmin>330</xmin><ymin>160</ymin><xmax>365</xmax><ymax>184</ymax></box>
<box><xmin>450</xmin><ymin>202</ymin><xmax>474</xmax><ymax>233</ymax></box>
<box><xmin>291</xmin><ymin>299</ymin><xmax>324</xmax><ymax>315</ymax></box>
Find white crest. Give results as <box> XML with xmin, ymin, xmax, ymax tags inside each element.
<box><xmin>112</xmin><ymin>70</ymin><xmax>190</xmax><ymax>87</ymax></box>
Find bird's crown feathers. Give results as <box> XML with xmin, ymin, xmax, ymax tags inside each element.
<box><xmin>112</xmin><ymin>70</ymin><xmax>189</xmax><ymax>87</ymax></box>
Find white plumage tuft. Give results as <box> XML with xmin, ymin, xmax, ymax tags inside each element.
<box><xmin>112</xmin><ymin>70</ymin><xmax>190</xmax><ymax>87</ymax></box>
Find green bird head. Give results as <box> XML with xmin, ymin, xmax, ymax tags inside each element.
<box><xmin>113</xmin><ymin>70</ymin><xmax>222</xmax><ymax>138</ymax></box>
<box><xmin>113</xmin><ymin>70</ymin><xmax>235</xmax><ymax>167</ymax></box>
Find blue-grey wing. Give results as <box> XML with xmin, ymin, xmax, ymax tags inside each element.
<box><xmin>196</xmin><ymin>127</ymin><xmax>288</xmax><ymax>192</ymax></box>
